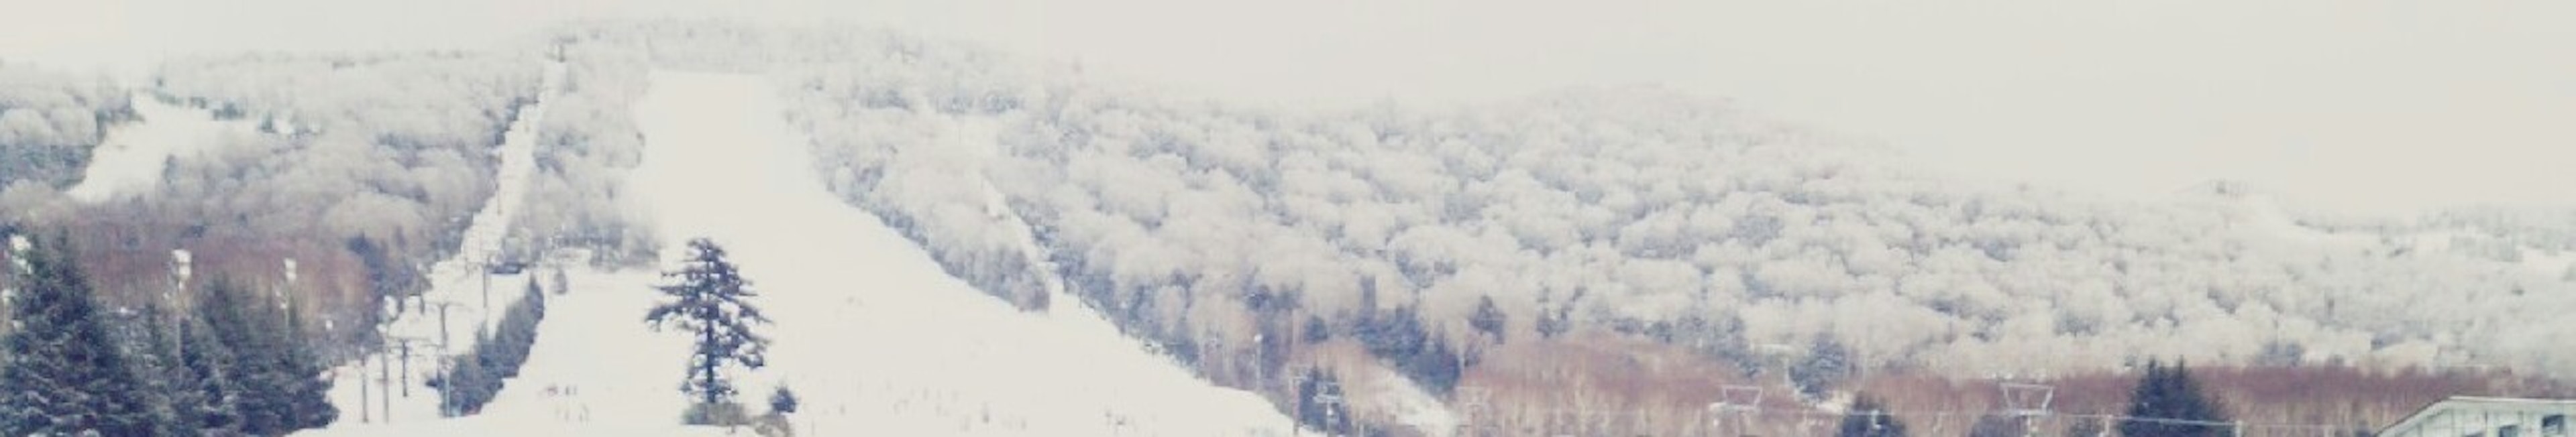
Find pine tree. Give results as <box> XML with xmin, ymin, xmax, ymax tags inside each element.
<box><xmin>646</xmin><ymin>238</ymin><xmax>773</xmax><ymax>415</ymax></box>
<box><xmin>1839</xmin><ymin>394</ymin><xmax>1909</xmax><ymax>437</ymax></box>
<box><xmin>435</xmin><ymin>276</ymin><xmax>547</xmax><ymax>416</ymax></box>
<box><xmin>1791</xmin><ymin>335</ymin><xmax>1857</xmax><ymax>401</ymax></box>
<box><xmin>439</xmin><ymin>328</ymin><xmax>496</xmax><ymax>416</ymax></box>
<box><xmin>174</xmin><ymin>315</ymin><xmax>241</xmax><ymax>434</ymax></box>
<box><xmin>1293</xmin><ymin>367</ymin><xmax>1352</xmax><ymax>434</ymax></box>
<box><xmin>0</xmin><ymin>234</ymin><xmax>158</xmax><ymax>436</ymax></box>
<box><xmin>767</xmin><ymin>385</ymin><xmax>799</xmax><ymax>415</ymax></box>
<box><xmin>196</xmin><ymin>277</ymin><xmax>336</xmax><ymax>435</ymax></box>
<box><xmin>1468</xmin><ymin>295</ymin><xmax>1507</xmax><ymax>343</ymax></box>
<box><xmin>275</xmin><ymin>302</ymin><xmax>337</xmax><ymax>430</ymax></box>
<box><xmin>122</xmin><ymin>304</ymin><xmax>193</xmax><ymax>436</ymax></box>
<box><xmin>2121</xmin><ymin>360</ymin><xmax>2231</xmax><ymax>437</ymax></box>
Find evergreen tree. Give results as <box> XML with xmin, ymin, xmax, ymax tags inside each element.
<box><xmin>438</xmin><ymin>328</ymin><xmax>496</xmax><ymax>416</ymax></box>
<box><xmin>1790</xmin><ymin>335</ymin><xmax>1857</xmax><ymax>401</ymax></box>
<box><xmin>174</xmin><ymin>315</ymin><xmax>241</xmax><ymax>434</ymax></box>
<box><xmin>2120</xmin><ymin>360</ymin><xmax>2231</xmax><ymax>437</ymax></box>
<box><xmin>1468</xmin><ymin>295</ymin><xmax>1507</xmax><ymax>343</ymax></box>
<box><xmin>196</xmin><ymin>278</ymin><xmax>336</xmax><ymax>435</ymax></box>
<box><xmin>276</xmin><ymin>298</ymin><xmax>337</xmax><ymax>430</ymax></box>
<box><xmin>1293</xmin><ymin>367</ymin><xmax>1352</xmax><ymax>434</ymax></box>
<box><xmin>646</xmin><ymin>238</ymin><xmax>773</xmax><ymax>414</ymax></box>
<box><xmin>0</xmin><ymin>234</ymin><xmax>158</xmax><ymax>436</ymax></box>
<box><xmin>1839</xmin><ymin>394</ymin><xmax>1909</xmax><ymax>437</ymax></box>
<box><xmin>435</xmin><ymin>277</ymin><xmax>547</xmax><ymax>416</ymax></box>
<box><xmin>767</xmin><ymin>385</ymin><xmax>799</xmax><ymax>415</ymax></box>
<box><xmin>1301</xmin><ymin>314</ymin><xmax>1330</xmax><ymax>344</ymax></box>
<box><xmin>121</xmin><ymin>304</ymin><xmax>193</xmax><ymax>436</ymax></box>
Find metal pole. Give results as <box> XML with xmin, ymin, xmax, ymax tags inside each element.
<box><xmin>360</xmin><ymin>353</ymin><xmax>371</xmax><ymax>424</ymax></box>
<box><xmin>380</xmin><ymin>344</ymin><xmax>394</xmax><ymax>422</ymax></box>
<box><xmin>398</xmin><ymin>338</ymin><xmax>412</xmax><ymax>397</ymax></box>
<box><xmin>438</xmin><ymin>304</ymin><xmax>452</xmax><ymax>348</ymax></box>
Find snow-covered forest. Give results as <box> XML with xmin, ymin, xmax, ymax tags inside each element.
<box><xmin>3</xmin><ymin>17</ymin><xmax>2573</xmax><ymax>436</ymax></box>
<box><xmin>0</xmin><ymin>50</ymin><xmax>547</xmax><ymax>352</ymax></box>
<box><xmin>0</xmin><ymin>62</ymin><xmax>129</xmax><ymax>190</ymax></box>
<box><xmin>722</xmin><ymin>23</ymin><xmax>2576</xmax><ymax>382</ymax></box>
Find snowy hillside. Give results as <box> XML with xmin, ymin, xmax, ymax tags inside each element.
<box><xmin>311</xmin><ymin>70</ymin><xmax>1298</xmax><ymax>436</ymax></box>
<box><xmin>63</xmin><ymin>96</ymin><xmax>257</xmax><ymax>202</ymax></box>
<box><xmin>320</xmin><ymin>58</ymin><xmax>564</xmax><ymax>424</ymax></box>
<box><xmin>9</xmin><ymin>17</ymin><xmax>2573</xmax><ymax>437</ymax></box>
<box><xmin>743</xmin><ymin>17</ymin><xmax>2576</xmax><ymax>384</ymax></box>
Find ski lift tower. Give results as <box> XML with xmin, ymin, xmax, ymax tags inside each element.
<box><xmin>1999</xmin><ymin>382</ymin><xmax>2057</xmax><ymax>437</ymax></box>
<box><xmin>1707</xmin><ymin>385</ymin><xmax>1764</xmax><ymax>437</ymax></box>
<box><xmin>1316</xmin><ymin>379</ymin><xmax>1346</xmax><ymax>436</ymax></box>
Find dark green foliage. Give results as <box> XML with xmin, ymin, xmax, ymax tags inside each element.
<box><xmin>433</xmin><ymin>277</ymin><xmax>547</xmax><ymax>416</ymax></box>
<box><xmin>173</xmin><ymin>316</ymin><xmax>242</xmax><ymax>434</ymax></box>
<box><xmin>346</xmin><ymin>236</ymin><xmax>425</xmax><ymax>312</ymax></box>
<box><xmin>0</xmin><ymin>234</ymin><xmax>160</xmax><ymax>436</ymax></box>
<box><xmin>195</xmin><ymin>277</ymin><xmax>337</xmax><ymax>436</ymax></box>
<box><xmin>647</xmin><ymin>238</ymin><xmax>772</xmax><ymax>410</ymax></box>
<box><xmin>1790</xmin><ymin>335</ymin><xmax>1856</xmax><ymax>400</ymax></box>
<box><xmin>1839</xmin><ymin>394</ymin><xmax>1909</xmax><ymax>437</ymax></box>
<box><xmin>1532</xmin><ymin>304</ymin><xmax>1572</xmax><ymax>339</ymax></box>
<box><xmin>1293</xmin><ymin>367</ymin><xmax>1352</xmax><ymax>434</ymax></box>
<box><xmin>767</xmin><ymin>385</ymin><xmax>798</xmax><ymax>415</ymax></box>
<box><xmin>681</xmin><ymin>401</ymin><xmax>750</xmax><ymax>427</ymax></box>
<box><xmin>1301</xmin><ymin>314</ymin><xmax>1331</xmax><ymax>343</ymax></box>
<box><xmin>2069</xmin><ymin>416</ymin><xmax>2110</xmax><ymax>437</ymax></box>
<box><xmin>1468</xmin><ymin>296</ymin><xmax>1507</xmax><ymax>343</ymax></box>
<box><xmin>2121</xmin><ymin>360</ymin><xmax>2231</xmax><ymax>437</ymax></box>
<box><xmin>117</xmin><ymin>305</ymin><xmax>193</xmax><ymax>436</ymax></box>
<box><xmin>437</xmin><ymin>342</ymin><xmax>494</xmax><ymax>417</ymax></box>
<box><xmin>1349</xmin><ymin>304</ymin><xmax>1465</xmax><ymax>396</ymax></box>
<box><xmin>1969</xmin><ymin>414</ymin><xmax>2029</xmax><ymax>437</ymax></box>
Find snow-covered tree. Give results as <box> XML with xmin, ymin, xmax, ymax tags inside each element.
<box><xmin>193</xmin><ymin>277</ymin><xmax>336</xmax><ymax>435</ymax></box>
<box><xmin>2121</xmin><ymin>360</ymin><xmax>2230</xmax><ymax>437</ymax></box>
<box><xmin>1838</xmin><ymin>394</ymin><xmax>1909</xmax><ymax>437</ymax></box>
<box><xmin>0</xmin><ymin>234</ymin><xmax>159</xmax><ymax>436</ymax></box>
<box><xmin>647</xmin><ymin>238</ymin><xmax>773</xmax><ymax>416</ymax></box>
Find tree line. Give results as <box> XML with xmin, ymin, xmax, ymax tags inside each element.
<box><xmin>1839</xmin><ymin>359</ymin><xmax>2233</xmax><ymax>437</ymax></box>
<box><xmin>427</xmin><ymin>275</ymin><xmax>548</xmax><ymax>416</ymax></box>
<box><xmin>1</xmin><ymin>232</ymin><xmax>335</xmax><ymax>436</ymax></box>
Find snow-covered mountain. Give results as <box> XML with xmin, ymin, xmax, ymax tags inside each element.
<box><xmin>305</xmin><ymin>69</ymin><xmax>1297</xmax><ymax>436</ymax></box>
<box><xmin>10</xmin><ymin>17</ymin><xmax>2575</xmax><ymax>437</ymax></box>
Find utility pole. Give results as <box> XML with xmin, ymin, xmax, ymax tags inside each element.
<box><xmin>382</xmin><ymin>339</ymin><xmax>396</xmax><ymax>422</ymax></box>
<box><xmin>395</xmin><ymin>336</ymin><xmax>417</xmax><ymax>397</ymax></box>
<box><xmin>1316</xmin><ymin>379</ymin><xmax>1342</xmax><ymax>437</ymax></box>
<box><xmin>427</xmin><ymin>302</ymin><xmax>460</xmax><ymax>349</ymax></box>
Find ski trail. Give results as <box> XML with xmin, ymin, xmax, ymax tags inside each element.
<box><xmin>313</xmin><ymin>69</ymin><xmax>1296</xmax><ymax>436</ymax></box>
<box><xmin>65</xmin><ymin>95</ymin><xmax>257</xmax><ymax>202</ymax></box>
<box><xmin>619</xmin><ymin>70</ymin><xmax>1296</xmax><ymax>436</ymax></box>
<box><xmin>319</xmin><ymin>60</ymin><xmax>564</xmax><ymax>426</ymax></box>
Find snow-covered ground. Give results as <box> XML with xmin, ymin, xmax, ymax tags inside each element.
<box><xmin>64</xmin><ymin>95</ymin><xmax>258</xmax><ymax>202</ymax></box>
<box><xmin>312</xmin><ymin>70</ymin><xmax>1299</xmax><ymax>436</ymax></box>
<box><xmin>315</xmin><ymin>60</ymin><xmax>564</xmax><ymax>426</ymax></box>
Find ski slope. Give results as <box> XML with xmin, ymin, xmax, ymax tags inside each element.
<box><xmin>315</xmin><ymin>60</ymin><xmax>564</xmax><ymax>427</ymax></box>
<box><xmin>65</xmin><ymin>95</ymin><xmax>258</xmax><ymax>202</ymax></box>
<box><xmin>313</xmin><ymin>70</ymin><xmax>1299</xmax><ymax>436</ymax></box>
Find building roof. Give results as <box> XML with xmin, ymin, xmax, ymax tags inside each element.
<box><xmin>2380</xmin><ymin>396</ymin><xmax>2576</xmax><ymax>436</ymax></box>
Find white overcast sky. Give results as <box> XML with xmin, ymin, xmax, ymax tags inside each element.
<box><xmin>5</xmin><ymin>0</ymin><xmax>2571</xmax><ymax>216</ymax></box>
